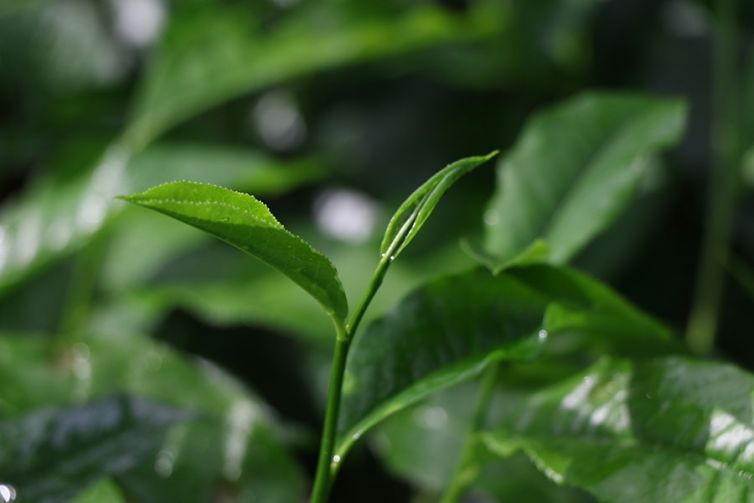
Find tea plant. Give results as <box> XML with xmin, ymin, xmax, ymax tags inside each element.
<box><xmin>1</xmin><ymin>0</ymin><xmax>753</xmax><ymax>502</ymax></box>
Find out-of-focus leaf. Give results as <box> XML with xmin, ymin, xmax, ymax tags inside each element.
<box><xmin>126</xmin><ymin>3</ymin><xmax>505</xmax><ymax>147</ymax></box>
<box><xmin>122</xmin><ymin>181</ymin><xmax>348</xmax><ymax>321</ymax></box>
<box><xmin>741</xmin><ymin>146</ymin><xmax>754</xmax><ymax>186</ymax></box>
<box><xmin>71</xmin><ymin>479</ymin><xmax>124</xmax><ymax>503</ymax></box>
<box><xmin>0</xmin><ymin>332</ymin><xmax>307</xmax><ymax>502</ymax></box>
<box><xmin>118</xmin><ymin>418</ymin><xmax>306</xmax><ymax>503</ymax></box>
<box><xmin>484</xmin><ymin>356</ymin><xmax>754</xmax><ymax>502</ymax></box>
<box><xmin>108</xmin><ymin>239</ymin><xmax>473</xmax><ymax>344</ymax></box>
<box><xmin>0</xmin><ymin>395</ymin><xmax>190</xmax><ymax>503</ymax></box>
<box><xmin>380</xmin><ymin>152</ymin><xmax>497</xmax><ymax>259</ymax></box>
<box><xmin>0</xmin><ymin>0</ymin><xmax>126</xmax><ymax>91</ymax></box>
<box><xmin>335</xmin><ymin>264</ymin><xmax>677</xmax><ymax>461</ymax></box>
<box><xmin>483</xmin><ymin>93</ymin><xmax>687</xmax><ymax>268</ymax></box>
<box><xmin>0</xmin><ymin>143</ymin><xmax>322</xmax><ymax>296</ymax></box>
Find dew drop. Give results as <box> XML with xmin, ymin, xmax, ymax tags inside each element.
<box><xmin>332</xmin><ymin>454</ymin><xmax>341</xmax><ymax>465</ymax></box>
<box><xmin>538</xmin><ymin>329</ymin><xmax>548</xmax><ymax>342</ymax></box>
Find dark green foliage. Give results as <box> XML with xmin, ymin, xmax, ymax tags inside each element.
<box><xmin>1</xmin><ymin>0</ymin><xmax>753</xmax><ymax>501</ymax></box>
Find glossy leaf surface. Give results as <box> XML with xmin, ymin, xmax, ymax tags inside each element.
<box><xmin>381</xmin><ymin>152</ymin><xmax>497</xmax><ymax>258</ymax></box>
<box><xmin>122</xmin><ymin>181</ymin><xmax>348</xmax><ymax>321</ymax></box>
<box><xmin>0</xmin><ymin>395</ymin><xmax>189</xmax><ymax>503</ymax></box>
<box><xmin>483</xmin><ymin>93</ymin><xmax>687</xmax><ymax>267</ymax></box>
<box><xmin>484</xmin><ymin>357</ymin><xmax>754</xmax><ymax>502</ymax></box>
<box><xmin>0</xmin><ymin>332</ymin><xmax>307</xmax><ymax>502</ymax></box>
<box><xmin>374</xmin><ymin>380</ymin><xmax>593</xmax><ymax>501</ymax></box>
<box><xmin>335</xmin><ymin>264</ymin><xmax>677</xmax><ymax>458</ymax></box>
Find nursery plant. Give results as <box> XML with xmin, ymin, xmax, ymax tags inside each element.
<box><xmin>1</xmin><ymin>0</ymin><xmax>753</xmax><ymax>502</ymax></box>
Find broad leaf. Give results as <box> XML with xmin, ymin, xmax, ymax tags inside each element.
<box><xmin>0</xmin><ymin>395</ymin><xmax>190</xmax><ymax>503</ymax></box>
<box><xmin>483</xmin><ymin>92</ymin><xmax>687</xmax><ymax>267</ymax></box>
<box><xmin>0</xmin><ymin>143</ymin><xmax>322</xmax><ymax>295</ymax></box>
<box><xmin>373</xmin><ymin>380</ymin><xmax>592</xmax><ymax>501</ymax></box>
<box><xmin>122</xmin><ymin>181</ymin><xmax>348</xmax><ymax>320</ymax></box>
<box><xmin>335</xmin><ymin>264</ymin><xmax>677</xmax><ymax>459</ymax></box>
<box><xmin>126</xmin><ymin>3</ymin><xmax>504</xmax><ymax>147</ymax></box>
<box><xmin>484</xmin><ymin>356</ymin><xmax>754</xmax><ymax>502</ymax></box>
<box><xmin>0</xmin><ymin>332</ymin><xmax>307</xmax><ymax>502</ymax></box>
<box><xmin>381</xmin><ymin>152</ymin><xmax>497</xmax><ymax>258</ymax></box>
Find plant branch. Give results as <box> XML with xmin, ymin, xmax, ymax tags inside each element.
<box><xmin>687</xmin><ymin>0</ymin><xmax>741</xmax><ymax>354</ymax></box>
<box><xmin>310</xmin><ymin>213</ymin><xmax>417</xmax><ymax>501</ymax></box>
<box><xmin>441</xmin><ymin>362</ymin><xmax>500</xmax><ymax>503</ymax></box>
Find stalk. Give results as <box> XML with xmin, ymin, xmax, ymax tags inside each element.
<box><xmin>440</xmin><ymin>362</ymin><xmax>500</xmax><ymax>503</ymax></box>
<box><xmin>310</xmin><ymin>215</ymin><xmax>416</xmax><ymax>501</ymax></box>
<box><xmin>687</xmin><ymin>0</ymin><xmax>741</xmax><ymax>354</ymax></box>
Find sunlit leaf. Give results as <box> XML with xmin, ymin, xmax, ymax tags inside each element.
<box><xmin>483</xmin><ymin>92</ymin><xmax>687</xmax><ymax>268</ymax></box>
<box><xmin>0</xmin><ymin>143</ymin><xmax>323</xmax><ymax>296</ymax></box>
<box><xmin>380</xmin><ymin>152</ymin><xmax>497</xmax><ymax>259</ymax></box>
<box><xmin>484</xmin><ymin>356</ymin><xmax>754</xmax><ymax>502</ymax></box>
<box><xmin>122</xmin><ymin>181</ymin><xmax>348</xmax><ymax>321</ymax></box>
<box><xmin>0</xmin><ymin>395</ymin><xmax>190</xmax><ymax>503</ymax></box>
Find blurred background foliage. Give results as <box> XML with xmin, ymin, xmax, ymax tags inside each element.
<box><xmin>0</xmin><ymin>0</ymin><xmax>753</xmax><ymax>501</ymax></box>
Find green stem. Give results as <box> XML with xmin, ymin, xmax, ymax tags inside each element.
<box><xmin>311</xmin><ymin>215</ymin><xmax>416</xmax><ymax>501</ymax></box>
<box><xmin>441</xmin><ymin>362</ymin><xmax>500</xmax><ymax>503</ymax></box>
<box><xmin>687</xmin><ymin>0</ymin><xmax>741</xmax><ymax>354</ymax></box>
<box><xmin>311</xmin><ymin>321</ymin><xmax>349</xmax><ymax>503</ymax></box>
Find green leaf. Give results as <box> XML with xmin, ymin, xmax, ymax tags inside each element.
<box><xmin>335</xmin><ymin>264</ymin><xmax>677</xmax><ymax>460</ymax></box>
<box><xmin>0</xmin><ymin>395</ymin><xmax>190</xmax><ymax>503</ymax></box>
<box><xmin>380</xmin><ymin>152</ymin><xmax>497</xmax><ymax>258</ymax></box>
<box><xmin>108</xmin><ymin>238</ymin><xmax>474</xmax><ymax>344</ymax></box>
<box><xmin>483</xmin><ymin>92</ymin><xmax>687</xmax><ymax>267</ymax></box>
<box><xmin>373</xmin><ymin>380</ymin><xmax>592</xmax><ymax>501</ymax></box>
<box><xmin>741</xmin><ymin>146</ymin><xmax>754</xmax><ymax>187</ymax></box>
<box><xmin>484</xmin><ymin>356</ymin><xmax>754</xmax><ymax>502</ymax></box>
<box><xmin>71</xmin><ymin>480</ymin><xmax>124</xmax><ymax>503</ymax></box>
<box><xmin>118</xmin><ymin>418</ymin><xmax>306</xmax><ymax>503</ymax></box>
<box><xmin>126</xmin><ymin>3</ymin><xmax>504</xmax><ymax>147</ymax></box>
<box><xmin>0</xmin><ymin>143</ymin><xmax>322</xmax><ymax>296</ymax></box>
<box><xmin>0</xmin><ymin>332</ymin><xmax>307</xmax><ymax>502</ymax></box>
<box><xmin>121</xmin><ymin>181</ymin><xmax>348</xmax><ymax>321</ymax></box>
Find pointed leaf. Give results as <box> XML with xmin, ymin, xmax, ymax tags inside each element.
<box><xmin>121</xmin><ymin>181</ymin><xmax>348</xmax><ymax>320</ymax></box>
<box><xmin>0</xmin><ymin>395</ymin><xmax>190</xmax><ymax>503</ymax></box>
<box><xmin>484</xmin><ymin>356</ymin><xmax>754</xmax><ymax>502</ymax></box>
<box><xmin>0</xmin><ymin>143</ymin><xmax>322</xmax><ymax>296</ymax></box>
<box><xmin>335</xmin><ymin>264</ymin><xmax>678</xmax><ymax>459</ymax></box>
<box><xmin>483</xmin><ymin>92</ymin><xmax>687</xmax><ymax>266</ymax></box>
<box><xmin>380</xmin><ymin>152</ymin><xmax>497</xmax><ymax>258</ymax></box>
